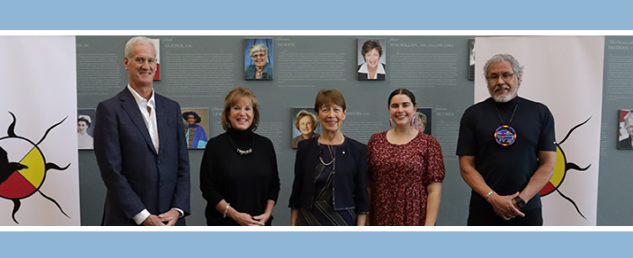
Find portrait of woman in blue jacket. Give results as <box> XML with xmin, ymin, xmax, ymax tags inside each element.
<box><xmin>182</xmin><ymin>111</ymin><xmax>207</xmax><ymax>149</ymax></box>
<box><xmin>245</xmin><ymin>43</ymin><xmax>273</xmax><ymax>80</ymax></box>
<box><xmin>289</xmin><ymin>89</ymin><xmax>369</xmax><ymax>226</ymax></box>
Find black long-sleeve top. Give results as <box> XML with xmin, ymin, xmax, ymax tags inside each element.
<box><xmin>200</xmin><ymin>128</ymin><xmax>280</xmax><ymax>225</ymax></box>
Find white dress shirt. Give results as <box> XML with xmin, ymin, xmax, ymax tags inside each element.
<box><xmin>128</xmin><ymin>84</ymin><xmax>159</xmax><ymax>153</ymax></box>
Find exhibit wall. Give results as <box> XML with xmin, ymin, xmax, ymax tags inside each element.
<box><xmin>598</xmin><ymin>36</ymin><xmax>633</xmax><ymax>226</ymax></box>
<box><xmin>43</xmin><ymin>34</ymin><xmax>631</xmax><ymax>226</ymax></box>
<box><xmin>76</xmin><ymin>35</ymin><xmax>473</xmax><ymax>226</ymax></box>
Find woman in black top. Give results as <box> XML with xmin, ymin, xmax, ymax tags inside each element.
<box><xmin>200</xmin><ymin>87</ymin><xmax>280</xmax><ymax>226</ymax></box>
<box><xmin>357</xmin><ymin>40</ymin><xmax>386</xmax><ymax>80</ymax></box>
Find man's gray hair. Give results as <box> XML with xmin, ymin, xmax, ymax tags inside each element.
<box><xmin>483</xmin><ymin>54</ymin><xmax>524</xmax><ymax>80</ymax></box>
<box><xmin>124</xmin><ymin>37</ymin><xmax>155</xmax><ymax>59</ymax></box>
<box><xmin>625</xmin><ymin>111</ymin><xmax>633</xmax><ymax>127</ymax></box>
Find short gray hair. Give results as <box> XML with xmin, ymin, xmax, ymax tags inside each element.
<box><xmin>483</xmin><ymin>54</ymin><xmax>524</xmax><ymax>80</ymax></box>
<box><xmin>249</xmin><ymin>43</ymin><xmax>269</xmax><ymax>57</ymax></box>
<box><xmin>625</xmin><ymin>111</ymin><xmax>633</xmax><ymax>127</ymax></box>
<box><xmin>125</xmin><ymin>37</ymin><xmax>155</xmax><ymax>59</ymax></box>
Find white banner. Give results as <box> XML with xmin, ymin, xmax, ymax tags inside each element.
<box><xmin>0</xmin><ymin>36</ymin><xmax>80</xmax><ymax>225</ymax></box>
<box><xmin>474</xmin><ymin>36</ymin><xmax>604</xmax><ymax>226</ymax></box>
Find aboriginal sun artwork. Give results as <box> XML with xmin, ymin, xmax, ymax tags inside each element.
<box><xmin>539</xmin><ymin>117</ymin><xmax>591</xmax><ymax>220</ymax></box>
<box><xmin>0</xmin><ymin>112</ymin><xmax>70</xmax><ymax>223</ymax></box>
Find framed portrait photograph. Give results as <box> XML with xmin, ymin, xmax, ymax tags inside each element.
<box><xmin>77</xmin><ymin>109</ymin><xmax>96</xmax><ymax>150</ymax></box>
<box><xmin>182</xmin><ymin>108</ymin><xmax>210</xmax><ymax>150</ymax></box>
<box><xmin>468</xmin><ymin>39</ymin><xmax>475</xmax><ymax>81</ymax></box>
<box><xmin>291</xmin><ymin>107</ymin><xmax>322</xmax><ymax>149</ymax></box>
<box><xmin>415</xmin><ymin>108</ymin><xmax>433</xmax><ymax>135</ymax></box>
<box><xmin>151</xmin><ymin>38</ymin><xmax>161</xmax><ymax>81</ymax></box>
<box><xmin>618</xmin><ymin>109</ymin><xmax>633</xmax><ymax>150</ymax></box>
<box><xmin>357</xmin><ymin>38</ymin><xmax>386</xmax><ymax>80</ymax></box>
<box><xmin>244</xmin><ymin>38</ymin><xmax>273</xmax><ymax>80</ymax></box>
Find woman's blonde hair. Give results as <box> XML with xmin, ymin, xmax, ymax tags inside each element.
<box><xmin>295</xmin><ymin>110</ymin><xmax>317</xmax><ymax>131</ymax></box>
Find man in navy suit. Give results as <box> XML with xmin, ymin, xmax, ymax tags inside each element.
<box><xmin>94</xmin><ymin>37</ymin><xmax>190</xmax><ymax>226</ymax></box>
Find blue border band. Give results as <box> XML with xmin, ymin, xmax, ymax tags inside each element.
<box><xmin>0</xmin><ymin>231</ymin><xmax>628</xmax><ymax>256</ymax></box>
<box><xmin>3</xmin><ymin>0</ymin><xmax>633</xmax><ymax>30</ymax></box>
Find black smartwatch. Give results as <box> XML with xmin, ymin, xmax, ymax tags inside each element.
<box><xmin>514</xmin><ymin>196</ymin><xmax>526</xmax><ymax>209</ymax></box>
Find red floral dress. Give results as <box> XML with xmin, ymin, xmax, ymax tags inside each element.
<box><xmin>367</xmin><ymin>131</ymin><xmax>445</xmax><ymax>226</ymax></box>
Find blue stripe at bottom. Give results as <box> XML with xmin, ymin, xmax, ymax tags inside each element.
<box><xmin>0</xmin><ymin>231</ymin><xmax>627</xmax><ymax>257</ymax></box>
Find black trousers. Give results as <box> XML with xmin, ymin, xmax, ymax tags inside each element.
<box><xmin>467</xmin><ymin>203</ymin><xmax>543</xmax><ymax>226</ymax></box>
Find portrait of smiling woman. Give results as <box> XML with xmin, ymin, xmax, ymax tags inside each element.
<box><xmin>291</xmin><ymin>109</ymin><xmax>320</xmax><ymax>149</ymax></box>
<box><xmin>245</xmin><ymin>39</ymin><xmax>273</xmax><ymax>80</ymax></box>
<box><xmin>357</xmin><ymin>39</ymin><xmax>386</xmax><ymax>80</ymax></box>
<box><xmin>181</xmin><ymin>109</ymin><xmax>208</xmax><ymax>149</ymax></box>
<box><xmin>77</xmin><ymin>115</ymin><xmax>93</xmax><ymax>149</ymax></box>
<box><xmin>77</xmin><ymin>109</ymin><xmax>96</xmax><ymax>150</ymax></box>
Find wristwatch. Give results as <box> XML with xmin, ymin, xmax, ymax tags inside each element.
<box><xmin>514</xmin><ymin>196</ymin><xmax>526</xmax><ymax>209</ymax></box>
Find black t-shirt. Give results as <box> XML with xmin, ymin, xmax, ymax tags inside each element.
<box><xmin>456</xmin><ymin>97</ymin><xmax>556</xmax><ymax>210</ymax></box>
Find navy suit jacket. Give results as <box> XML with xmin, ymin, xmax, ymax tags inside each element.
<box><xmin>289</xmin><ymin>137</ymin><xmax>369</xmax><ymax>213</ymax></box>
<box><xmin>94</xmin><ymin>87</ymin><xmax>190</xmax><ymax>226</ymax></box>
<box><xmin>619</xmin><ymin>136</ymin><xmax>633</xmax><ymax>149</ymax></box>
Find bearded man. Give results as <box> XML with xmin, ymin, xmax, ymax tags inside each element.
<box><xmin>456</xmin><ymin>54</ymin><xmax>556</xmax><ymax>226</ymax></box>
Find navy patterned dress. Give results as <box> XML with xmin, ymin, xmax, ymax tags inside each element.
<box><xmin>298</xmin><ymin>144</ymin><xmax>357</xmax><ymax>226</ymax></box>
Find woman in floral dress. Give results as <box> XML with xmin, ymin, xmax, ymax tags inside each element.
<box><xmin>367</xmin><ymin>88</ymin><xmax>445</xmax><ymax>226</ymax></box>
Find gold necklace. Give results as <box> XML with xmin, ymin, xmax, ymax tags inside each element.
<box><xmin>319</xmin><ymin>144</ymin><xmax>335</xmax><ymax>166</ymax></box>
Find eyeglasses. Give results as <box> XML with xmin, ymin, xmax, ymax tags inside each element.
<box><xmin>251</xmin><ymin>53</ymin><xmax>267</xmax><ymax>59</ymax></box>
<box><xmin>486</xmin><ymin>72</ymin><xmax>514</xmax><ymax>82</ymax></box>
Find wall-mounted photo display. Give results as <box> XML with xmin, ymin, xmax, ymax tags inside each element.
<box><xmin>357</xmin><ymin>38</ymin><xmax>386</xmax><ymax>80</ymax></box>
<box><xmin>77</xmin><ymin>109</ymin><xmax>96</xmax><ymax>150</ymax></box>
<box><xmin>468</xmin><ymin>39</ymin><xmax>475</xmax><ymax>81</ymax></box>
<box><xmin>291</xmin><ymin>107</ymin><xmax>322</xmax><ymax>149</ymax></box>
<box><xmin>182</xmin><ymin>108</ymin><xmax>210</xmax><ymax>149</ymax></box>
<box><xmin>415</xmin><ymin>108</ymin><xmax>433</xmax><ymax>136</ymax></box>
<box><xmin>150</xmin><ymin>38</ymin><xmax>161</xmax><ymax>81</ymax></box>
<box><xmin>244</xmin><ymin>38</ymin><xmax>273</xmax><ymax>80</ymax></box>
<box><xmin>618</xmin><ymin>109</ymin><xmax>633</xmax><ymax>150</ymax></box>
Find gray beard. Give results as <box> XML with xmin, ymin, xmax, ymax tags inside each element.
<box><xmin>489</xmin><ymin>85</ymin><xmax>517</xmax><ymax>103</ymax></box>
<box><xmin>492</xmin><ymin>94</ymin><xmax>514</xmax><ymax>103</ymax></box>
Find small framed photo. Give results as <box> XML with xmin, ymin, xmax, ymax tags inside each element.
<box><xmin>618</xmin><ymin>109</ymin><xmax>633</xmax><ymax>150</ymax></box>
<box><xmin>77</xmin><ymin>109</ymin><xmax>96</xmax><ymax>150</ymax></box>
<box><xmin>468</xmin><ymin>39</ymin><xmax>475</xmax><ymax>81</ymax></box>
<box><xmin>415</xmin><ymin>108</ymin><xmax>433</xmax><ymax>136</ymax></box>
<box><xmin>182</xmin><ymin>108</ymin><xmax>210</xmax><ymax>149</ymax></box>
<box><xmin>151</xmin><ymin>38</ymin><xmax>161</xmax><ymax>81</ymax></box>
<box><xmin>245</xmin><ymin>38</ymin><xmax>273</xmax><ymax>80</ymax></box>
<box><xmin>291</xmin><ymin>107</ymin><xmax>322</xmax><ymax>149</ymax></box>
<box><xmin>357</xmin><ymin>39</ymin><xmax>386</xmax><ymax>80</ymax></box>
